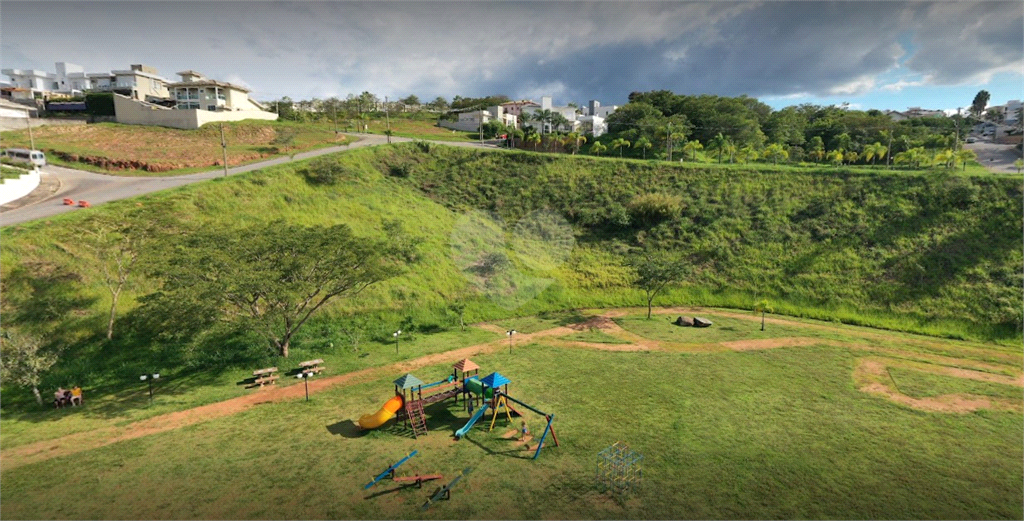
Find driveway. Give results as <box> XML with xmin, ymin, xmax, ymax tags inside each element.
<box><xmin>963</xmin><ymin>135</ymin><xmax>1023</xmax><ymax>174</ymax></box>
<box><xmin>0</xmin><ymin>133</ymin><xmax>499</xmax><ymax>227</ymax></box>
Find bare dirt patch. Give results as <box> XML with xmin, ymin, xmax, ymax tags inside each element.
<box><xmin>853</xmin><ymin>357</ymin><xmax>1022</xmax><ymax>413</ymax></box>
<box><xmin>719</xmin><ymin>337</ymin><xmax>825</xmax><ymax>351</ymax></box>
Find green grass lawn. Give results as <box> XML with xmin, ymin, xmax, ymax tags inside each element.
<box><xmin>557</xmin><ymin>330</ymin><xmax>631</xmax><ymax>344</ymax></box>
<box><xmin>1</xmin><ymin>332</ymin><xmax>1020</xmax><ymax>519</ymax></box>
<box><xmin>0</xmin><ymin>327</ymin><xmax>502</xmax><ymax>451</ymax></box>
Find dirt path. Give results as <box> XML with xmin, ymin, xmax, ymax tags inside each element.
<box><xmin>4</xmin><ymin>308</ymin><xmax>1020</xmax><ymax>469</ymax></box>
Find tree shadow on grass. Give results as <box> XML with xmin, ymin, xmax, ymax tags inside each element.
<box><xmin>462</xmin><ymin>432</ymin><xmax>531</xmax><ymax>459</ymax></box>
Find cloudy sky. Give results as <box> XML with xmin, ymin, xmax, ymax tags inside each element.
<box><xmin>2</xmin><ymin>1</ymin><xmax>1021</xmax><ymax>112</ymax></box>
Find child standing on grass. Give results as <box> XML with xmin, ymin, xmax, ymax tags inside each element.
<box><xmin>520</xmin><ymin>420</ymin><xmax>529</xmax><ymax>441</ymax></box>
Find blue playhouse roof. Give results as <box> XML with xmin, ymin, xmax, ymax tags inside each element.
<box><xmin>393</xmin><ymin>373</ymin><xmax>425</xmax><ymax>389</ymax></box>
<box><xmin>480</xmin><ymin>372</ymin><xmax>511</xmax><ymax>388</ymax></box>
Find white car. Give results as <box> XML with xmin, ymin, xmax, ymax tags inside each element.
<box><xmin>965</xmin><ymin>137</ymin><xmax>977</xmax><ymax>143</ymax></box>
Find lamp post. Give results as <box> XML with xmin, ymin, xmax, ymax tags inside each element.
<box><xmin>139</xmin><ymin>373</ymin><xmax>160</xmax><ymax>405</ymax></box>
<box><xmin>393</xmin><ymin>329</ymin><xmax>402</xmax><ymax>354</ymax></box>
<box><xmin>507</xmin><ymin>330</ymin><xmax>516</xmax><ymax>354</ymax></box>
<box><xmin>296</xmin><ymin>372</ymin><xmax>311</xmax><ymax>402</ymax></box>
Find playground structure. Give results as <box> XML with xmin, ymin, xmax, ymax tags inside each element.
<box><xmin>356</xmin><ymin>358</ymin><xmax>559</xmax><ymax>459</ymax></box>
<box><xmin>364</xmin><ymin>450</ymin><xmax>443</xmax><ymax>490</ymax></box>
<box><xmin>596</xmin><ymin>442</ymin><xmax>643</xmax><ymax>495</ymax></box>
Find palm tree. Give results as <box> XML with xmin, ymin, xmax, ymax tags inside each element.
<box><xmin>933</xmin><ymin>148</ymin><xmax>955</xmax><ymax>169</ymax></box>
<box><xmin>527</xmin><ymin>132</ymin><xmax>541</xmax><ymax>152</ymax></box>
<box><xmin>827</xmin><ymin>149</ymin><xmax>844</xmax><ymax>167</ymax></box>
<box><xmin>635</xmin><ymin>136</ymin><xmax>653</xmax><ymax>159</ymax></box>
<box><xmin>723</xmin><ymin>142</ymin><xmax>738</xmax><ymax>163</ymax></box>
<box><xmin>954</xmin><ymin>149</ymin><xmax>977</xmax><ymax>171</ymax></box>
<box><xmin>737</xmin><ymin>145</ymin><xmax>758</xmax><ymax>164</ymax></box>
<box><xmin>683</xmin><ymin>140</ymin><xmax>703</xmax><ymax>162</ymax></box>
<box><xmin>863</xmin><ymin>142</ymin><xmax>887</xmax><ymax>166</ymax></box>
<box><xmin>612</xmin><ymin>138</ymin><xmax>631</xmax><ymax>157</ymax></box>
<box><xmin>563</xmin><ymin>132</ymin><xmax>587</xmax><ymax>155</ymax></box>
<box><xmin>763</xmin><ymin>143</ymin><xmax>788</xmax><ymax>165</ymax></box>
<box><xmin>843</xmin><ymin>150</ymin><xmax>859</xmax><ymax>165</ymax></box>
<box><xmin>708</xmin><ymin>133</ymin><xmax>728</xmax><ymax>164</ymax></box>
<box><xmin>591</xmin><ymin>141</ymin><xmax>607</xmax><ymax>156</ymax></box>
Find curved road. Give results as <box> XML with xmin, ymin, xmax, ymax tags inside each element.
<box><xmin>0</xmin><ymin>133</ymin><xmax>497</xmax><ymax>227</ymax></box>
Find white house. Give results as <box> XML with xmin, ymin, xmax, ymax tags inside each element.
<box><xmin>520</xmin><ymin>96</ymin><xmax>617</xmax><ymax>136</ymax></box>
<box><xmin>113</xmin><ymin>71</ymin><xmax>275</xmax><ymax>129</ymax></box>
<box><xmin>439</xmin><ymin>105</ymin><xmax>517</xmax><ymax>133</ymax></box>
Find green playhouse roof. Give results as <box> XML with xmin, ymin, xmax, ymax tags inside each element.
<box><xmin>393</xmin><ymin>373</ymin><xmax>424</xmax><ymax>389</ymax></box>
<box><xmin>480</xmin><ymin>372</ymin><xmax>511</xmax><ymax>388</ymax></box>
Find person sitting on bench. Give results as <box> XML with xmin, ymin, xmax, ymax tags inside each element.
<box><xmin>54</xmin><ymin>387</ymin><xmax>68</xmax><ymax>408</ymax></box>
<box><xmin>70</xmin><ymin>386</ymin><xmax>83</xmax><ymax>406</ymax></box>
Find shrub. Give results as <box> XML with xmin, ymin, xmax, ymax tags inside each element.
<box><xmin>303</xmin><ymin>157</ymin><xmax>348</xmax><ymax>185</ymax></box>
<box><xmin>85</xmin><ymin>93</ymin><xmax>115</xmax><ymax>116</ymax></box>
<box><xmin>627</xmin><ymin>193</ymin><xmax>684</xmax><ymax>227</ymax></box>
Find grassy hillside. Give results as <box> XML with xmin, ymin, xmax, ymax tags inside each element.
<box><xmin>1</xmin><ymin>143</ymin><xmax>1020</xmax><ymax>406</ymax></box>
<box><xmin>0</xmin><ymin>120</ymin><xmax>348</xmax><ymax>175</ymax></box>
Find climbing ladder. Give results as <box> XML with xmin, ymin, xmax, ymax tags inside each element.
<box><xmin>405</xmin><ymin>399</ymin><xmax>428</xmax><ymax>438</ymax></box>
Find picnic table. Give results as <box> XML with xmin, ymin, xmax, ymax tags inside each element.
<box><xmin>249</xmin><ymin>367</ymin><xmax>279</xmax><ymax>388</ymax></box>
<box><xmin>298</xmin><ymin>359</ymin><xmax>325</xmax><ymax>376</ymax></box>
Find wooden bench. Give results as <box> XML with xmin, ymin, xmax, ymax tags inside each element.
<box><xmin>298</xmin><ymin>359</ymin><xmax>325</xmax><ymax>376</ymax></box>
<box><xmin>248</xmin><ymin>367</ymin><xmax>279</xmax><ymax>388</ymax></box>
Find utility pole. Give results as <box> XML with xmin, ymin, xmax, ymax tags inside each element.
<box><xmin>24</xmin><ymin>108</ymin><xmax>35</xmax><ymax>151</ymax></box>
<box><xmin>954</xmin><ymin>108</ymin><xmax>961</xmax><ymax>153</ymax></box>
<box><xmin>666</xmin><ymin>123</ymin><xmax>672</xmax><ymax>162</ymax></box>
<box><xmin>886</xmin><ymin>127</ymin><xmax>893</xmax><ymax>170</ymax></box>
<box><xmin>333</xmin><ymin>103</ymin><xmax>338</xmax><ymax>136</ymax></box>
<box><xmin>384</xmin><ymin>96</ymin><xmax>391</xmax><ymax>143</ymax></box>
<box><xmin>479</xmin><ymin>108</ymin><xmax>484</xmax><ymax>144</ymax></box>
<box><xmin>220</xmin><ymin>123</ymin><xmax>228</xmax><ymax>177</ymax></box>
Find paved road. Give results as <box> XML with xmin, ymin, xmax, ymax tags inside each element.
<box><xmin>0</xmin><ymin>133</ymin><xmax>499</xmax><ymax>227</ymax></box>
<box><xmin>963</xmin><ymin>134</ymin><xmax>1023</xmax><ymax>175</ymax></box>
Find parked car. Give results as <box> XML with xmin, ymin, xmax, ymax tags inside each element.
<box><xmin>966</xmin><ymin>137</ymin><xmax>977</xmax><ymax>143</ymax></box>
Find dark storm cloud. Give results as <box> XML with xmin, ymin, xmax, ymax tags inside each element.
<box><xmin>1</xmin><ymin>1</ymin><xmax>1020</xmax><ymax>102</ymax></box>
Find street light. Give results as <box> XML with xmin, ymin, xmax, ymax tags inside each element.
<box><xmin>393</xmin><ymin>329</ymin><xmax>402</xmax><ymax>354</ymax></box>
<box><xmin>296</xmin><ymin>372</ymin><xmax>312</xmax><ymax>402</ymax></box>
<box><xmin>507</xmin><ymin>330</ymin><xmax>517</xmax><ymax>354</ymax></box>
<box><xmin>140</xmin><ymin>373</ymin><xmax>160</xmax><ymax>405</ymax></box>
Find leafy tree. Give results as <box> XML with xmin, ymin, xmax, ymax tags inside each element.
<box><xmin>753</xmin><ymin>300</ymin><xmax>774</xmax><ymax>332</ymax></box>
<box><xmin>628</xmin><ymin>249</ymin><xmax>688</xmax><ymax>319</ymax></box>
<box><xmin>807</xmin><ymin>136</ymin><xmax>825</xmax><ymax>163</ymax></box>
<box><xmin>954</xmin><ymin>149</ymin><xmax>977</xmax><ymax>171</ymax></box>
<box><xmin>723</xmin><ymin>141</ymin><xmax>738</xmax><ymax>163</ymax></box>
<box><xmin>76</xmin><ymin>211</ymin><xmax>156</xmax><ymax>340</ymax></box>
<box><xmin>0</xmin><ymin>330</ymin><xmax>57</xmax><ymax>406</ymax></box>
<box><xmin>763</xmin><ymin>143</ymin><xmax>788</xmax><ymax>165</ymax></box>
<box><xmin>634</xmin><ymin>136</ymin><xmax>653</xmax><ymax>159</ymax></box>
<box><xmin>400</xmin><ymin>94</ymin><xmax>421</xmax><ymax>108</ymax></box>
<box><xmin>148</xmin><ymin>221</ymin><xmax>410</xmax><ymax>357</ymax></box>
<box><xmin>971</xmin><ymin>90</ymin><xmax>990</xmax><ymax>117</ymax></box>
<box><xmin>590</xmin><ymin>141</ymin><xmax>607</xmax><ymax>156</ymax></box>
<box><xmin>426</xmin><ymin>96</ymin><xmax>449</xmax><ymax>111</ymax></box>
<box><xmin>844</xmin><ymin>150</ymin><xmax>859</xmax><ymax>165</ymax></box>
<box><xmin>933</xmin><ymin>148</ymin><xmax>954</xmax><ymax>169</ymax></box>
<box><xmin>605</xmin><ymin>102</ymin><xmax>662</xmax><ymax>133</ymax></box>
<box><xmin>611</xmin><ymin>138</ymin><xmax>631</xmax><ymax>157</ymax></box>
<box><xmin>682</xmin><ymin>140</ymin><xmax>703</xmax><ymax>161</ymax></box>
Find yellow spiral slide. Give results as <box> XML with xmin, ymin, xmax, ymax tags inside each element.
<box><xmin>357</xmin><ymin>395</ymin><xmax>404</xmax><ymax>429</ymax></box>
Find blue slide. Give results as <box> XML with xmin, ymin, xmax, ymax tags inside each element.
<box><xmin>454</xmin><ymin>403</ymin><xmax>490</xmax><ymax>439</ymax></box>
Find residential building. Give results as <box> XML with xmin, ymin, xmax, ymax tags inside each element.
<box><xmin>2</xmin><ymin>62</ymin><xmax>169</xmax><ymax>100</ymax></box>
<box><xmin>166</xmin><ymin>70</ymin><xmax>265</xmax><ymax>112</ymax></box>
<box><xmin>113</xmin><ymin>70</ymin><xmax>275</xmax><ymax>129</ymax></box>
<box><xmin>519</xmin><ymin>96</ymin><xmax>617</xmax><ymax>136</ymax></box>
<box><xmin>438</xmin><ymin>105</ymin><xmax>517</xmax><ymax>133</ymax></box>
